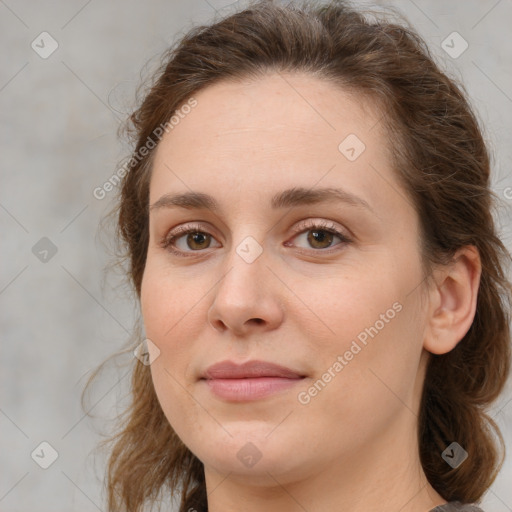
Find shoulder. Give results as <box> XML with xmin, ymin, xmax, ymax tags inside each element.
<box><xmin>431</xmin><ymin>502</ymin><xmax>485</xmax><ymax>512</ymax></box>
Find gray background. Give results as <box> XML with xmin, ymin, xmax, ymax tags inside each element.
<box><xmin>1</xmin><ymin>0</ymin><xmax>511</xmax><ymax>510</ymax></box>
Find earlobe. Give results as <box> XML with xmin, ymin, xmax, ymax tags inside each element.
<box><xmin>423</xmin><ymin>246</ymin><xmax>482</xmax><ymax>355</ymax></box>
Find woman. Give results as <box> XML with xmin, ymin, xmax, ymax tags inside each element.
<box><xmin>87</xmin><ymin>1</ymin><xmax>511</xmax><ymax>511</ymax></box>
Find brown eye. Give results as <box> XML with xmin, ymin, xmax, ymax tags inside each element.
<box><xmin>289</xmin><ymin>220</ymin><xmax>351</xmax><ymax>252</ymax></box>
<box><xmin>185</xmin><ymin>232</ymin><xmax>212</xmax><ymax>250</ymax></box>
<box><xmin>306</xmin><ymin>229</ymin><xmax>335</xmax><ymax>249</ymax></box>
<box><xmin>160</xmin><ymin>223</ymin><xmax>222</xmax><ymax>256</ymax></box>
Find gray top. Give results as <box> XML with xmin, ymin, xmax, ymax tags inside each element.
<box><xmin>430</xmin><ymin>502</ymin><xmax>485</xmax><ymax>511</ymax></box>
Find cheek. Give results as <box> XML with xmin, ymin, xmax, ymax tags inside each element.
<box><xmin>295</xmin><ymin>260</ymin><xmax>424</xmax><ymax>419</ymax></box>
<box><xmin>141</xmin><ymin>268</ymin><xmax>204</xmax><ymax>439</ymax></box>
<box><xmin>140</xmin><ymin>263</ymin><xmax>200</xmax><ymax>347</ymax></box>
<box><xmin>294</xmin><ymin>313</ymin><xmax>422</xmax><ymax>457</ymax></box>
<box><xmin>149</xmin><ymin>357</ymin><xmax>208</xmax><ymax>453</ymax></box>
<box><xmin>297</xmin><ymin>267</ymin><xmax>403</xmax><ymax>352</ymax></box>
<box><xmin>140</xmin><ymin>265</ymin><xmax>201</xmax><ymax>399</ymax></box>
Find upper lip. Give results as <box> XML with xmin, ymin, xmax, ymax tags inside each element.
<box><xmin>201</xmin><ymin>360</ymin><xmax>305</xmax><ymax>380</ymax></box>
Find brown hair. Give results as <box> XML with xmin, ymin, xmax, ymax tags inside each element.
<box><xmin>84</xmin><ymin>1</ymin><xmax>512</xmax><ymax>510</ymax></box>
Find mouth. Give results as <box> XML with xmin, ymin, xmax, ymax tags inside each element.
<box><xmin>200</xmin><ymin>360</ymin><xmax>306</xmax><ymax>402</ymax></box>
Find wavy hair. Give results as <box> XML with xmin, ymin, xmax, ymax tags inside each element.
<box><xmin>84</xmin><ymin>1</ymin><xmax>512</xmax><ymax>510</ymax></box>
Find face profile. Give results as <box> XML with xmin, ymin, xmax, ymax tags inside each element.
<box><xmin>87</xmin><ymin>2</ymin><xmax>511</xmax><ymax>512</ymax></box>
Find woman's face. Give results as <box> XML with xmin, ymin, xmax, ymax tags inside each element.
<box><xmin>141</xmin><ymin>72</ymin><xmax>432</xmax><ymax>485</ymax></box>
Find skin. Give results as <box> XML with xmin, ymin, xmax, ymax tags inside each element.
<box><xmin>140</xmin><ymin>72</ymin><xmax>482</xmax><ymax>512</ymax></box>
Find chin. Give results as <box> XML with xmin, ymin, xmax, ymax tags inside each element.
<box><xmin>188</xmin><ymin>428</ymin><xmax>310</xmax><ymax>483</ymax></box>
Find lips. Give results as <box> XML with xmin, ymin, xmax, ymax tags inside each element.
<box><xmin>200</xmin><ymin>360</ymin><xmax>306</xmax><ymax>402</ymax></box>
<box><xmin>201</xmin><ymin>360</ymin><xmax>305</xmax><ymax>380</ymax></box>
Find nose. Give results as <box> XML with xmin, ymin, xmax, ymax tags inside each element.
<box><xmin>207</xmin><ymin>243</ymin><xmax>285</xmax><ymax>337</ymax></box>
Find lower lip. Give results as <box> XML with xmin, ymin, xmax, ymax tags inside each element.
<box><xmin>203</xmin><ymin>377</ymin><xmax>303</xmax><ymax>401</ymax></box>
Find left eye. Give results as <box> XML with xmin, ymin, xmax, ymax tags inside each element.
<box><xmin>290</xmin><ymin>225</ymin><xmax>349</xmax><ymax>250</ymax></box>
<box><xmin>285</xmin><ymin>219</ymin><xmax>352</xmax><ymax>253</ymax></box>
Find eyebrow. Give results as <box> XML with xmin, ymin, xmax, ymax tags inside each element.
<box><xmin>149</xmin><ymin>186</ymin><xmax>374</xmax><ymax>214</ymax></box>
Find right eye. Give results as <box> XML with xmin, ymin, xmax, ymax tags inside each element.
<box><xmin>160</xmin><ymin>223</ymin><xmax>221</xmax><ymax>257</ymax></box>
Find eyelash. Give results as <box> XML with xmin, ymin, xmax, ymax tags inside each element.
<box><xmin>159</xmin><ymin>219</ymin><xmax>352</xmax><ymax>258</ymax></box>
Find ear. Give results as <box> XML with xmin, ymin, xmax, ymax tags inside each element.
<box><xmin>423</xmin><ymin>246</ymin><xmax>482</xmax><ymax>355</ymax></box>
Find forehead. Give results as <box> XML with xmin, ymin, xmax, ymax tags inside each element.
<box><xmin>149</xmin><ymin>72</ymin><xmax>400</xmax><ymax>217</ymax></box>
<box><xmin>158</xmin><ymin>71</ymin><xmax>381</xmax><ymax>145</ymax></box>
